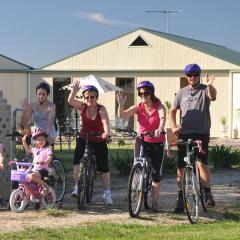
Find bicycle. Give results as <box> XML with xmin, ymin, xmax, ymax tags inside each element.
<box><xmin>178</xmin><ymin>138</ymin><xmax>207</xmax><ymax>224</ymax></box>
<box><xmin>77</xmin><ymin>132</ymin><xmax>106</xmax><ymax>210</ymax></box>
<box><xmin>6</xmin><ymin>131</ymin><xmax>66</xmax><ymax>204</ymax></box>
<box><xmin>127</xmin><ymin>130</ymin><xmax>165</xmax><ymax>218</ymax></box>
<box><xmin>9</xmin><ymin>161</ymin><xmax>56</xmax><ymax>212</ymax></box>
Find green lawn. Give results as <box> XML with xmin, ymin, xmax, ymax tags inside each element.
<box><xmin>1</xmin><ymin>222</ymin><xmax>240</xmax><ymax>240</ymax></box>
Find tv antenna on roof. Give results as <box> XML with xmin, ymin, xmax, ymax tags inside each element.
<box><xmin>146</xmin><ymin>9</ymin><xmax>183</xmax><ymax>33</ymax></box>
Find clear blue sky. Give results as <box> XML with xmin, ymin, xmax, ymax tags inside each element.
<box><xmin>0</xmin><ymin>0</ymin><xmax>239</xmax><ymax>68</ymax></box>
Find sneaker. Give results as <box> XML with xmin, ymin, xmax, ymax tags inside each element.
<box><xmin>174</xmin><ymin>191</ymin><xmax>184</xmax><ymax>213</ymax></box>
<box><xmin>103</xmin><ymin>192</ymin><xmax>113</xmax><ymax>205</ymax></box>
<box><xmin>71</xmin><ymin>185</ymin><xmax>78</xmax><ymax>198</ymax></box>
<box><xmin>41</xmin><ymin>186</ymin><xmax>49</xmax><ymax>196</ymax></box>
<box><xmin>205</xmin><ymin>191</ymin><xmax>216</xmax><ymax>208</ymax></box>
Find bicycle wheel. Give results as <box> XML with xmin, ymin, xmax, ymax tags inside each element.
<box><xmin>77</xmin><ymin>163</ymin><xmax>86</xmax><ymax>210</ymax></box>
<box><xmin>51</xmin><ymin>159</ymin><xmax>66</xmax><ymax>202</ymax></box>
<box><xmin>143</xmin><ymin>173</ymin><xmax>152</xmax><ymax>210</ymax></box>
<box><xmin>86</xmin><ymin>159</ymin><xmax>96</xmax><ymax>203</ymax></box>
<box><xmin>182</xmin><ymin>167</ymin><xmax>199</xmax><ymax>224</ymax></box>
<box><xmin>9</xmin><ymin>188</ymin><xmax>27</xmax><ymax>213</ymax></box>
<box><xmin>42</xmin><ymin>186</ymin><xmax>56</xmax><ymax>209</ymax></box>
<box><xmin>128</xmin><ymin>163</ymin><xmax>144</xmax><ymax>218</ymax></box>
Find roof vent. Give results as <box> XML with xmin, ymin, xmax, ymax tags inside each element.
<box><xmin>130</xmin><ymin>36</ymin><xmax>149</xmax><ymax>46</ymax></box>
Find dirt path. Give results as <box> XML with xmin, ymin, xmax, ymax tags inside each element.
<box><xmin>1</xmin><ymin>169</ymin><xmax>240</xmax><ymax>232</ymax></box>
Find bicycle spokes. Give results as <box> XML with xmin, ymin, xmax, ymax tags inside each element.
<box><xmin>128</xmin><ymin>164</ymin><xmax>144</xmax><ymax>218</ymax></box>
<box><xmin>183</xmin><ymin>168</ymin><xmax>199</xmax><ymax>224</ymax></box>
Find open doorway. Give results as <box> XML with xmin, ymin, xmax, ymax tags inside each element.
<box><xmin>53</xmin><ymin>78</ymin><xmax>72</xmax><ymax>132</ymax></box>
<box><xmin>115</xmin><ymin>77</ymin><xmax>135</xmax><ymax>129</ymax></box>
<box><xmin>180</xmin><ymin>76</ymin><xmax>188</xmax><ymax>89</ymax></box>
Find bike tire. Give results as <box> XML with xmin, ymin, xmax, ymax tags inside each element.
<box><xmin>128</xmin><ymin>163</ymin><xmax>144</xmax><ymax>218</ymax></box>
<box><xmin>182</xmin><ymin>167</ymin><xmax>199</xmax><ymax>224</ymax></box>
<box><xmin>77</xmin><ymin>163</ymin><xmax>86</xmax><ymax>210</ymax></box>
<box><xmin>51</xmin><ymin>159</ymin><xmax>66</xmax><ymax>202</ymax></box>
<box><xmin>143</xmin><ymin>173</ymin><xmax>152</xmax><ymax>210</ymax></box>
<box><xmin>86</xmin><ymin>160</ymin><xmax>96</xmax><ymax>203</ymax></box>
<box><xmin>9</xmin><ymin>188</ymin><xmax>28</xmax><ymax>213</ymax></box>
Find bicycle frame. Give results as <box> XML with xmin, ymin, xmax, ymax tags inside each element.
<box><xmin>180</xmin><ymin>138</ymin><xmax>207</xmax><ymax>224</ymax></box>
<box><xmin>183</xmin><ymin>142</ymin><xmax>201</xmax><ymax>196</ymax></box>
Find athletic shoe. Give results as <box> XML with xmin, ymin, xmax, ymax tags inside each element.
<box><xmin>174</xmin><ymin>191</ymin><xmax>184</xmax><ymax>213</ymax></box>
<box><xmin>71</xmin><ymin>185</ymin><xmax>78</xmax><ymax>198</ymax></box>
<box><xmin>103</xmin><ymin>192</ymin><xmax>113</xmax><ymax>205</ymax></box>
<box><xmin>205</xmin><ymin>191</ymin><xmax>216</xmax><ymax>208</ymax></box>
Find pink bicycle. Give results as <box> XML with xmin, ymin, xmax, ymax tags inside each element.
<box><xmin>9</xmin><ymin>161</ymin><xmax>56</xmax><ymax>212</ymax></box>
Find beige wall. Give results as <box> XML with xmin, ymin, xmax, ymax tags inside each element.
<box><xmin>0</xmin><ymin>73</ymin><xmax>28</xmax><ymax>111</ymax></box>
<box><xmin>36</xmin><ymin>70</ymin><xmax>228</xmax><ymax>138</ymax></box>
<box><xmin>0</xmin><ymin>69</ymin><xmax>231</xmax><ymax>138</ymax></box>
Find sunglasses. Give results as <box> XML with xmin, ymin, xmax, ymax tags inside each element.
<box><xmin>84</xmin><ymin>95</ymin><xmax>96</xmax><ymax>100</ymax></box>
<box><xmin>186</xmin><ymin>73</ymin><xmax>199</xmax><ymax>77</ymax></box>
<box><xmin>138</xmin><ymin>91</ymin><xmax>150</xmax><ymax>97</ymax></box>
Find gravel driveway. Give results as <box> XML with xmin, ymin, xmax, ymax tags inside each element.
<box><xmin>1</xmin><ymin>169</ymin><xmax>240</xmax><ymax>232</ymax></box>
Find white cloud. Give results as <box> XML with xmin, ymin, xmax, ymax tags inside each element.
<box><xmin>75</xmin><ymin>12</ymin><xmax>139</xmax><ymax>27</ymax></box>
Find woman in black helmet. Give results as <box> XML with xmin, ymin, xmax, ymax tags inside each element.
<box><xmin>20</xmin><ymin>82</ymin><xmax>57</xmax><ymax>144</ymax></box>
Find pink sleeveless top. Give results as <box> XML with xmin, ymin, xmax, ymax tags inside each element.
<box><xmin>79</xmin><ymin>104</ymin><xmax>104</xmax><ymax>142</ymax></box>
<box><xmin>137</xmin><ymin>102</ymin><xmax>165</xmax><ymax>143</ymax></box>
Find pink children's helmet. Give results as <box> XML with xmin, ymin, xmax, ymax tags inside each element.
<box><xmin>31</xmin><ymin>127</ymin><xmax>48</xmax><ymax>139</ymax></box>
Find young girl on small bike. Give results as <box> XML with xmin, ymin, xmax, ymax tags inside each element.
<box><xmin>22</xmin><ymin>127</ymin><xmax>53</xmax><ymax>194</ymax></box>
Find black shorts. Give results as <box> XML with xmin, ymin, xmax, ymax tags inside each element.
<box><xmin>31</xmin><ymin>169</ymin><xmax>49</xmax><ymax>179</ymax></box>
<box><xmin>73</xmin><ymin>136</ymin><xmax>109</xmax><ymax>173</ymax></box>
<box><xmin>135</xmin><ymin>137</ymin><xmax>164</xmax><ymax>182</ymax></box>
<box><xmin>177</xmin><ymin>133</ymin><xmax>210</xmax><ymax>168</ymax></box>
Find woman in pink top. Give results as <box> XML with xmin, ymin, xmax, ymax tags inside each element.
<box><xmin>22</xmin><ymin>127</ymin><xmax>53</xmax><ymax>193</ymax></box>
<box><xmin>116</xmin><ymin>80</ymin><xmax>166</xmax><ymax>211</ymax></box>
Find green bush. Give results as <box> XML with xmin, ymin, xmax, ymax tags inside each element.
<box><xmin>163</xmin><ymin>155</ymin><xmax>177</xmax><ymax>174</ymax></box>
<box><xmin>209</xmin><ymin>145</ymin><xmax>240</xmax><ymax>169</ymax></box>
<box><xmin>110</xmin><ymin>140</ymin><xmax>133</xmax><ymax>175</ymax></box>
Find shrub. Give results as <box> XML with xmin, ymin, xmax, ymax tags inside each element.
<box><xmin>163</xmin><ymin>155</ymin><xmax>177</xmax><ymax>174</ymax></box>
<box><xmin>110</xmin><ymin>140</ymin><xmax>133</xmax><ymax>175</ymax></box>
<box><xmin>209</xmin><ymin>145</ymin><xmax>240</xmax><ymax>169</ymax></box>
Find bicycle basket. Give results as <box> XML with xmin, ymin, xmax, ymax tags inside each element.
<box><xmin>11</xmin><ymin>170</ymin><xmax>27</xmax><ymax>183</ymax></box>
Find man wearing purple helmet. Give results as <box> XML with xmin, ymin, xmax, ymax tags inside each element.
<box><xmin>116</xmin><ymin>80</ymin><xmax>166</xmax><ymax>212</ymax></box>
<box><xmin>169</xmin><ymin>63</ymin><xmax>217</xmax><ymax>213</ymax></box>
<box><xmin>68</xmin><ymin>81</ymin><xmax>113</xmax><ymax>205</ymax></box>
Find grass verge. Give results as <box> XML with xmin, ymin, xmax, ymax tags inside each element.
<box><xmin>1</xmin><ymin>221</ymin><xmax>240</xmax><ymax>240</ymax></box>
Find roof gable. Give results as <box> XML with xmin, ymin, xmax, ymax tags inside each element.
<box><xmin>0</xmin><ymin>53</ymin><xmax>33</xmax><ymax>70</ymax></box>
<box><xmin>41</xmin><ymin>27</ymin><xmax>240</xmax><ymax>71</ymax></box>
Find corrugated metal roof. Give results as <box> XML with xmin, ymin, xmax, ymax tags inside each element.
<box><xmin>0</xmin><ymin>53</ymin><xmax>33</xmax><ymax>70</ymax></box>
<box><xmin>142</xmin><ymin>28</ymin><xmax>240</xmax><ymax>66</ymax></box>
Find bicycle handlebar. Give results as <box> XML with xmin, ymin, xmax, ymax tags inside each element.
<box><xmin>9</xmin><ymin>160</ymin><xmax>32</xmax><ymax>167</ymax></box>
<box><xmin>177</xmin><ymin>139</ymin><xmax>206</xmax><ymax>155</ymax></box>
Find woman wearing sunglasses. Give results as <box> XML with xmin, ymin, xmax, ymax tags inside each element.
<box><xmin>68</xmin><ymin>81</ymin><xmax>113</xmax><ymax>206</ymax></box>
<box><xmin>116</xmin><ymin>80</ymin><xmax>166</xmax><ymax>212</ymax></box>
